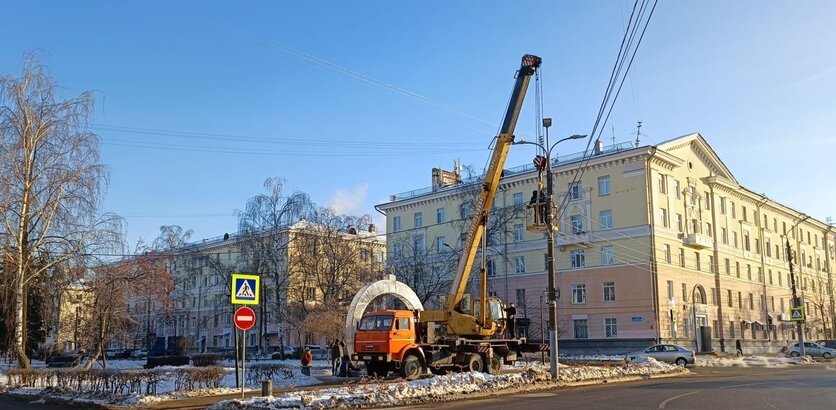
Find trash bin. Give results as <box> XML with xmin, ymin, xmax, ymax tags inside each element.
<box><xmin>261</xmin><ymin>380</ymin><xmax>272</xmax><ymax>396</ymax></box>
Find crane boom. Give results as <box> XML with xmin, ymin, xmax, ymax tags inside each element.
<box><xmin>446</xmin><ymin>54</ymin><xmax>542</xmax><ymax>311</ymax></box>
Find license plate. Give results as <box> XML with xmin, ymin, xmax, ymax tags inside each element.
<box><xmin>363</xmin><ymin>355</ymin><xmax>372</xmax><ymax>360</ymax></box>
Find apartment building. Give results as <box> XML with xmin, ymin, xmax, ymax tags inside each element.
<box><xmin>127</xmin><ymin>221</ymin><xmax>386</xmax><ymax>353</ymax></box>
<box><xmin>377</xmin><ymin>133</ymin><xmax>836</xmax><ymax>354</ymax></box>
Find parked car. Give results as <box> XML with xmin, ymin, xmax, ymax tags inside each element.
<box><xmin>271</xmin><ymin>346</ymin><xmax>298</xmax><ymax>360</ymax></box>
<box><xmin>816</xmin><ymin>340</ymin><xmax>836</xmax><ymax>349</ymax></box>
<box><xmin>625</xmin><ymin>344</ymin><xmax>695</xmax><ymax>366</ymax></box>
<box><xmin>788</xmin><ymin>342</ymin><xmax>836</xmax><ymax>358</ymax></box>
<box><xmin>47</xmin><ymin>353</ymin><xmax>84</xmax><ymax>368</ymax></box>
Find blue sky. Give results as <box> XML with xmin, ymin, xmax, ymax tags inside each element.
<box><xmin>2</xmin><ymin>1</ymin><xmax>835</xmax><ymax>250</ymax></box>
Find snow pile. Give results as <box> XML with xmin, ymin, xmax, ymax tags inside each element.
<box><xmin>695</xmin><ymin>355</ymin><xmax>811</xmax><ymax>368</ymax></box>
<box><xmin>208</xmin><ymin>360</ymin><xmax>686</xmax><ymax>410</ymax></box>
<box><xmin>559</xmin><ymin>354</ymin><xmax>626</xmax><ymax>362</ymax></box>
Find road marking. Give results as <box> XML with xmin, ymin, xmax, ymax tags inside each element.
<box><xmin>718</xmin><ymin>381</ymin><xmax>775</xmax><ymax>389</ymax></box>
<box><xmin>658</xmin><ymin>391</ymin><xmax>700</xmax><ymax>409</ymax></box>
<box><xmin>518</xmin><ymin>393</ymin><xmax>557</xmax><ymax>398</ymax></box>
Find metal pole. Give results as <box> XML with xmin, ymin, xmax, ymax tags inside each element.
<box><xmin>242</xmin><ymin>329</ymin><xmax>246</xmax><ymax>399</ymax></box>
<box><xmin>787</xmin><ymin>239</ymin><xmax>806</xmax><ymax>356</ymax></box>
<box><xmin>540</xmin><ymin>291</ymin><xmax>546</xmax><ymax>364</ymax></box>
<box><xmin>546</xmin><ymin>143</ymin><xmax>559</xmax><ymax>380</ymax></box>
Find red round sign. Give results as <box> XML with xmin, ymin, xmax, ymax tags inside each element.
<box><xmin>234</xmin><ymin>307</ymin><xmax>256</xmax><ymax>331</ymax></box>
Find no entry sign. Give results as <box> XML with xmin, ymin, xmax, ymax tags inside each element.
<box><xmin>234</xmin><ymin>306</ymin><xmax>256</xmax><ymax>331</ymax></box>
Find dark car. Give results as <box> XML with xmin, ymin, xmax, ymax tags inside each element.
<box><xmin>47</xmin><ymin>353</ymin><xmax>84</xmax><ymax>368</ymax></box>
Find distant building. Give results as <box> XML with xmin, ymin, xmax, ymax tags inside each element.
<box><xmin>125</xmin><ymin>220</ymin><xmax>386</xmax><ymax>354</ymax></box>
<box><xmin>377</xmin><ymin>133</ymin><xmax>836</xmax><ymax>354</ymax></box>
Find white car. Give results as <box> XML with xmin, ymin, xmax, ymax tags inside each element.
<box><xmin>788</xmin><ymin>342</ymin><xmax>836</xmax><ymax>359</ymax></box>
<box><xmin>625</xmin><ymin>344</ymin><xmax>696</xmax><ymax>366</ymax></box>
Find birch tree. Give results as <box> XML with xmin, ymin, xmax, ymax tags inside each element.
<box><xmin>0</xmin><ymin>54</ymin><xmax>123</xmax><ymax>368</ymax></box>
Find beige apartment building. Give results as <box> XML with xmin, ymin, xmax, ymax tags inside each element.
<box><xmin>128</xmin><ymin>221</ymin><xmax>386</xmax><ymax>353</ymax></box>
<box><xmin>378</xmin><ymin>133</ymin><xmax>835</xmax><ymax>354</ymax></box>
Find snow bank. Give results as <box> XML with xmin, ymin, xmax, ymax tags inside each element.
<box><xmin>208</xmin><ymin>359</ymin><xmax>686</xmax><ymax>410</ymax></box>
<box><xmin>695</xmin><ymin>355</ymin><xmax>811</xmax><ymax>368</ymax></box>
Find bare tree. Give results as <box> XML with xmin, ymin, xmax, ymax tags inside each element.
<box><xmin>236</xmin><ymin>177</ymin><xmax>314</xmax><ymax>352</ymax></box>
<box><xmin>0</xmin><ymin>53</ymin><xmax>123</xmax><ymax>367</ymax></box>
<box><xmin>388</xmin><ymin>231</ymin><xmax>455</xmax><ymax>308</ymax></box>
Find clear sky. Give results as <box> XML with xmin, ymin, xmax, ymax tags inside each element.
<box><xmin>2</xmin><ymin>1</ymin><xmax>835</xmax><ymax>250</ymax></box>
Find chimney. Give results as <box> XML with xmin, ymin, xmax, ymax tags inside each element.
<box><xmin>368</xmin><ymin>224</ymin><xmax>377</xmax><ymax>234</ymax></box>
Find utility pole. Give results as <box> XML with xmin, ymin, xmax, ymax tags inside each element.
<box><xmin>786</xmin><ymin>239</ymin><xmax>806</xmax><ymax>356</ymax></box>
<box><xmin>543</xmin><ymin>118</ymin><xmax>560</xmax><ymax>380</ymax></box>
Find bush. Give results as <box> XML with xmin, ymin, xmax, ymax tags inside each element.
<box><xmin>191</xmin><ymin>353</ymin><xmax>220</xmax><ymax>367</ymax></box>
<box><xmin>246</xmin><ymin>363</ymin><xmax>294</xmax><ymax>385</ymax></box>
<box><xmin>173</xmin><ymin>367</ymin><xmax>225</xmax><ymax>391</ymax></box>
<box><xmin>145</xmin><ymin>355</ymin><xmax>190</xmax><ymax>368</ymax></box>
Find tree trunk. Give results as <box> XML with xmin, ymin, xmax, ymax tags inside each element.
<box><xmin>13</xmin><ymin>276</ymin><xmax>29</xmax><ymax>368</ymax></box>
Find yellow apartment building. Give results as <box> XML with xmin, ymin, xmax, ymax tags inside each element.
<box><xmin>378</xmin><ymin>133</ymin><xmax>835</xmax><ymax>354</ymax></box>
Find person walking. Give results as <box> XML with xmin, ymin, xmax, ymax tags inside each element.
<box><xmin>330</xmin><ymin>339</ymin><xmax>342</xmax><ymax>375</ymax></box>
<box><xmin>735</xmin><ymin>339</ymin><xmax>743</xmax><ymax>357</ymax></box>
<box><xmin>505</xmin><ymin>302</ymin><xmax>517</xmax><ymax>338</ymax></box>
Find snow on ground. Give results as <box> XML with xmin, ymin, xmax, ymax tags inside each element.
<box><xmin>695</xmin><ymin>355</ymin><xmax>812</xmax><ymax>368</ymax></box>
<box><xmin>207</xmin><ymin>359</ymin><xmax>686</xmax><ymax>410</ymax></box>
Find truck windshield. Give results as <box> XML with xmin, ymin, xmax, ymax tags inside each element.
<box><xmin>358</xmin><ymin>315</ymin><xmax>394</xmax><ymax>331</ymax></box>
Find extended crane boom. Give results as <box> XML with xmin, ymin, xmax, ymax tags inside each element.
<box><xmin>446</xmin><ymin>54</ymin><xmax>542</xmax><ymax>312</ymax></box>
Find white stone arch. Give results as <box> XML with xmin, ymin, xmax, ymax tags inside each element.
<box><xmin>344</xmin><ymin>275</ymin><xmax>423</xmax><ymax>356</ymax></box>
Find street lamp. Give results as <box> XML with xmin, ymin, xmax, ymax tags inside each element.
<box><xmin>514</xmin><ymin>120</ymin><xmax>586</xmax><ymax>380</ymax></box>
<box><xmin>788</xmin><ymin>214</ymin><xmax>811</xmax><ymax>357</ymax></box>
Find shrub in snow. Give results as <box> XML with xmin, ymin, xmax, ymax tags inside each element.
<box><xmin>192</xmin><ymin>354</ymin><xmax>221</xmax><ymax>367</ymax></box>
<box><xmin>246</xmin><ymin>363</ymin><xmax>295</xmax><ymax>385</ymax></box>
<box><xmin>173</xmin><ymin>367</ymin><xmax>226</xmax><ymax>391</ymax></box>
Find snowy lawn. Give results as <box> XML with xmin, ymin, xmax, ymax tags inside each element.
<box><xmin>207</xmin><ymin>358</ymin><xmax>686</xmax><ymax>409</ymax></box>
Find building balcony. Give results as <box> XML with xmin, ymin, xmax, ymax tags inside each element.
<box><xmin>682</xmin><ymin>233</ymin><xmax>713</xmax><ymax>249</ymax></box>
<box><xmin>557</xmin><ymin>231</ymin><xmax>591</xmax><ymax>248</ymax></box>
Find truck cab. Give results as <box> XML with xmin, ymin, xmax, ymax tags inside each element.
<box><xmin>352</xmin><ymin>310</ymin><xmax>423</xmax><ymax>378</ymax></box>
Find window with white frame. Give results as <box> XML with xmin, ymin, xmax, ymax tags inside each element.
<box><xmin>513</xmin><ymin>223</ymin><xmax>524</xmax><ymax>242</ymax></box>
<box><xmin>604</xmin><ymin>318</ymin><xmax>617</xmax><ymax>338</ymax></box>
<box><xmin>674</xmin><ymin>179</ymin><xmax>681</xmax><ymax>199</ymax></box>
<box><xmin>460</xmin><ymin>203</ymin><xmax>471</xmax><ymax>219</ymax></box>
<box><xmin>658</xmin><ymin>174</ymin><xmax>667</xmax><ymax>194</ymax></box>
<box><xmin>571</xmin><ymin>249</ymin><xmax>585</xmax><ymax>268</ymax></box>
<box><xmin>487</xmin><ymin>259</ymin><xmax>496</xmax><ymax>276</ymax></box>
<box><xmin>664</xmin><ymin>244</ymin><xmax>672</xmax><ymax>263</ymax></box>
<box><xmin>414</xmin><ymin>212</ymin><xmax>423</xmax><ymax>228</ymax></box>
<box><xmin>436</xmin><ymin>207</ymin><xmax>446</xmax><ymax>224</ymax></box>
<box><xmin>599</xmin><ymin>209</ymin><xmax>612</xmax><ymax>230</ymax></box>
<box><xmin>393</xmin><ymin>243</ymin><xmax>402</xmax><ymax>258</ymax></box>
<box><xmin>602</xmin><ymin>246</ymin><xmax>614</xmax><ymax>265</ymax></box>
<box><xmin>720</xmin><ymin>197</ymin><xmax>726</xmax><ymax>214</ymax></box>
<box><xmin>598</xmin><ymin>175</ymin><xmax>611</xmax><ymax>196</ymax></box>
<box><xmin>569</xmin><ymin>182</ymin><xmax>582</xmax><ymax>200</ymax></box>
<box><xmin>513</xmin><ymin>192</ymin><xmax>523</xmax><ymax>207</ymax></box>
<box><xmin>571</xmin><ymin>215</ymin><xmax>583</xmax><ymax>234</ymax></box>
<box><xmin>436</xmin><ymin>236</ymin><xmax>445</xmax><ymax>252</ymax></box>
<box><xmin>393</xmin><ymin>216</ymin><xmax>401</xmax><ymax>231</ymax></box>
<box><xmin>603</xmin><ymin>282</ymin><xmax>616</xmax><ymax>302</ymax></box>
<box><xmin>515</xmin><ymin>256</ymin><xmax>525</xmax><ymax>273</ymax></box>
<box><xmin>413</xmin><ymin>234</ymin><xmax>425</xmax><ymax>251</ymax></box>
<box><xmin>659</xmin><ymin>208</ymin><xmax>668</xmax><ymax>227</ymax></box>
<box><xmin>676</xmin><ymin>214</ymin><xmax>683</xmax><ymax>232</ymax></box>
<box><xmin>571</xmin><ymin>284</ymin><xmax>586</xmax><ymax>304</ymax></box>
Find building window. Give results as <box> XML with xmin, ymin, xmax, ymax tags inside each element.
<box><xmin>674</xmin><ymin>180</ymin><xmax>681</xmax><ymax>199</ymax></box>
<box><xmin>436</xmin><ymin>236</ymin><xmax>445</xmax><ymax>253</ymax></box>
<box><xmin>706</xmin><ymin>223</ymin><xmax>712</xmax><ymax>237</ymax></box>
<box><xmin>727</xmin><ymin>289</ymin><xmax>733</xmax><ymax>307</ymax></box>
<box><xmin>676</xmin><ymin>214</ymin><xmax>683</xmax><ymax>232</ymax></box>
<box><xmin>730</xmin><ymin>201</ymin><xmax>736</xmax><ymax>218</ymax></box>
<box><xmin>603</xmin><ymin>282</ymin><xmax>616</xmax><ymax>302</ymax></box>
<box><xmin>695</xmin><ymin>252</ymin><xmax>701</xmax><ymax>271</ymax></box>
<box><xmin>735</xmin><ymin>261</ymin><xmax>741</xmax><ymax>277</ymax></box>
<box><xmin>605</xmin><ymin>318</ymin><xmax>618</xmax><ymax>338</ymax></box>
<box><xmin>306</xmin><ymin>287</ymin><xmax>316</xmax><ymax>300</ymax></box>
<box><xmin>513</xmin><ymin>224</ymin><xmax>524</xmax><ymax>242</ymax></box>
<box><xmin>704</xmin><ymin>191</ymin><xmax>711</xmax><ymax>210</ymax></box>
<box><xmin>747</xmin><ymin>264</ymin><xmax>752</xmax><ymax>280</ymax></box>
<box><xmin>682</xmin><ymin>283</ymin><xmax>688</xmax><ymax>302</ymax></box>
<box><xmin>658</xmin><ymin>174</ymin><xmax>667</xmax><ymax>194</ymax></box>
<box><xmin>460</xmin><ymin>203</ymin><xmax>471</xmax><ymax>219</ymax></box>
<box><xmin>414</xmin><ymin>234</ymin><xmax>425</xmax><ymax>251</ymax></box>
<box><xmin>513</xmin><ymin>192</ymin><xmax>523</xmax><ymax>207</ymax></box>
<box><xmin>598</xmin><ymin>175</ymin><xmax>611</xmax><ymax>196</ymax></box>
<box><xmin>414</xmin><ymin>212</ymin><xmax>423</xmax><ymax>228</ymax></box>
<box><xmin>733</xmin><ymin>231</ymin><xmax>738</xmax><ymax>248</ymax></box>
<box><xmin>659</xmin><ymin>208</ymin><xmax>668</xmax><ymax>228</ymax></box>
<box><xmin>571</xmin><ymin>215</ymin><xmax>583</xmax><ymax>234</ymax></box>
<box><xmin>515</xmin><ymin>289</ymin><xmax>526</xmax><ymax>307</ymax></box>
<box><xmin>709</xmin><ymin>255</ymin><xmax>715</xmax><ymax>273</ymax></box>
<box><xmin>599</xmin><ymin>210</ymin><xmax>613</xmax><ymax>230</ymax></box>
<box><xmin>393</xmin><ymin>216</ymin><xmax>401</xmax><ymax>232</ymax></box>
<box><xmin>725</xmin><ymin>258</ymin><xmax>731</xmax><ymax>275</ymax></box>
<box><xmin>664</xmin><ymin>244</ymin><xmax>672</xmax><ymax>264</ymax></box>
<box><xmin>602</xmin><ymin>246</ymin><xmax>614</xmax><ymax>265</ymax></box>
<box><xmin>487</xmin><ymin>259</ymin><xmax>496</xmax><ymax>276</ymax></box>
<box><xmin>571</xmin><ymin>284</ymin><xmax>586</xmax><ymax>304</ymax></box>
<box><xmin>667</xmin><ymin>280</ymin><xmax>674</xmax><ymax>300</ymax></box>
<box><xmin>748</xmin><ymin>293</ymin><xmax>754</xmax><ymax>309</ymax></box>
<box><xmin>515</xmin><ymin>256</ymin><xmax>525</xmax><ymax>273</ymax></box>
<box><xmin>569</xmin><ymin>182</ymin><xmax>582</xmax><ymax>200</ymax></box>
<box><xmin>573</xmin><ymin>319</ymin><xmax>588</xmax><ymax>338</ymax></box>
<box><xmin>721</xmin><ymin>227</ymin><xmax>728</xmax><ymax>244</ymax></box>
<box><xmin>436</xmin><ymin>207</ymin><xmax>446</xmax><ymax>224</ymax></box>
<box><xmin>720</xmin><ymin>197</ymin><xmax>726</xmax><ymax>214</ymax></box>
<box><xmin>571</xmin><ymin>250</ymin><xmax>586</xmax><ymax>268</ymax></box>
<box><xmin>393</xmin><ymin>243</ymin><xmax>402</xmax><ymax>258</ymax></box>
<box><xmin>679</xmin><ymin>248</ymin><xmax>686</xmax><ymax>267</ymax></box>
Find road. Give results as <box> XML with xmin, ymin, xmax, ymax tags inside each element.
<box><xmin>0</xmin><ymin>395</ymin><xmax>85</xmax><ymax>409</ymax></box>
<box><xmin>406</xmin><ymin>366</ymin><xmax>836</xmax><ymax>410</ymax></box>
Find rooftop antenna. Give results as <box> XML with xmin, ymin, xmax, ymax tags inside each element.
<box><xmin>611</xmin><ymin>124</ymin><xmax>616</xmax><ymax>146</ymax></box>
<box><xmin>635</xmin><ymin>121</ymin><xmax>642</xmax><ymax>147</ymax></box>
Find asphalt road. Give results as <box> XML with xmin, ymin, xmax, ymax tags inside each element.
<box><xmin>0</xmin><ymin>395</ymin><xmax>81</xmax><ymax>410</ymax></box>
<box><xmin>406</xmin><ymin>365</ymin><xmax>836</xmax><ymax>410</ymax></box>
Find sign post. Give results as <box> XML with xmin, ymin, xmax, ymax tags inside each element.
<box><xmin>234</xmin><ymin>306</ymin><xmax>256</xmax><ymax>399</ymax></box>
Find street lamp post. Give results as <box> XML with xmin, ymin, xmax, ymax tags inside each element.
<box><xmin>788</xmin><ymin>215</ymin><xmax>810</xmax><ymax>357</ymax></box>
<box><xmin>515</xmin><ymin>122</ymin><xmax>585</xmax><ymax>380</ymax></box>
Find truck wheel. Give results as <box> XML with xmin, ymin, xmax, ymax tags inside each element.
<box><xmin>401</xmin><ymin>355</ymin><xmax>422</xmax><ymax>380</ymax></box>
<box><xmin>489</xmin><ymin>355</ymin><xmax>502</xmax><ymax>374</ymax></box>
<box><xmin>466</xmin><ymin>353</ymin><xmax>485</xmax><ymax>372</ymax></box>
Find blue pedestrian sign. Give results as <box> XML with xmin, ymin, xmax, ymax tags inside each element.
<box><xmin>231</xmin><ymin>273</ymin><xmax>260</xmax><ymax>305</ymax></box>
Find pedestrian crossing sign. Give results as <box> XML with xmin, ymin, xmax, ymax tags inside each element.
<box><xmin>790</xmin><ymin>306</ymin><xmax>805</xmax><ymax>322</ymax></box>
<box><xmin>231</xmin><ymin>273</ymin><xmax>260</xmax><ymax>305</ymax></box>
